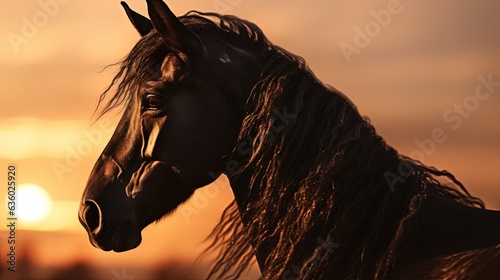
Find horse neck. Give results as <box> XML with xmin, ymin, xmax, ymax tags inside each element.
<box><xmin>405</xmin><ymin>187</ymin><xmax>500</xmax><ymax>263</ymax></box>
<box><xmin>227</xmin><ymin>64</ymin><xmax>403</xmax><ymax>275</ymax></box>
<box><xmin>228</xmin><ymin>44</ymin><xmax>500</xmax><ymax>275</ymax></box>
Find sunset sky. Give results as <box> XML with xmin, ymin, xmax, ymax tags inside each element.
<box><xmin>1</xmin><ymin>0</ymin><xmax>499</xmax><ymax>279</ymax></box>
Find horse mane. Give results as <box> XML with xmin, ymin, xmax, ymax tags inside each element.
<box><xmin>189</xmin><ymin>14</ymin><xmax>485</xmax><ymax>280</ymax></box>
<box><xmin>94</xmin><ymin>10</ymin><xmax>485</xmax><ymax>279</ymax></box>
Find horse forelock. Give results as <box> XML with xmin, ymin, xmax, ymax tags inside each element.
<box><xmin>94</xmin><ymin>11</ymin><xmax>272</xmax><ymax>121</ymax></box>
<box><xmin>94</xmin><ymin>32</ymin><xmax>167</xmax><ymax>120</ymax></box>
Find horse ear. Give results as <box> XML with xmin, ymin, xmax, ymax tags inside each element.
<box><xmin>121</xmin><ymin>2</ymin><xmax>154</xmax><ymax>36</ymax></box>
<box><xmin>145</xmin><ymin>0</ymin><xmax>201</xmax><ymax>53</ymax></box>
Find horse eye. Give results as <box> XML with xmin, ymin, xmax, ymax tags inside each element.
<box><xmin>143</xmin><ymin>94</ymin><xmax>165</xmax><ymax>110</ymax></box>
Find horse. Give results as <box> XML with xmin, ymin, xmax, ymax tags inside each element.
<box><xmin>79</xmin><ymin>0</ymin><xmax>500</xmax><ymax>279</ymax></box>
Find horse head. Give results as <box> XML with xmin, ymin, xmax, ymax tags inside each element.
<box><xmin>78</xmin><ymin>0</ymin><xmax>258</xmax><ymax>252</ymax></box>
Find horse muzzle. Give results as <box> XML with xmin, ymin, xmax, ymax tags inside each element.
<box><xmin>79</xmin><ymin>159</ymin><xmax>187</xmax><ymax>252</ymax></box>
<box><xmin>79</xmin><ymin>198</ymin><xmax>142</xmax><ymax>252</ymax></box>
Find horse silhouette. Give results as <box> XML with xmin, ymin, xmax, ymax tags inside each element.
<box><xmin>79</xmin><ymin>1</ymin><xmax>500</xmax><ymax>279</ymax></box>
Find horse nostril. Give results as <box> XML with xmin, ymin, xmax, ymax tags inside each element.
<box><xmin>83</xmin><ymin>200</ymin><xmax>102</xmax><ymax>233</ymax></box>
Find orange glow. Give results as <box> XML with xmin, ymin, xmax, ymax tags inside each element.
<box><xmin>0</xmin><ymin>0</ymin><xmax>499</xmax><ymax>279</ymax></box>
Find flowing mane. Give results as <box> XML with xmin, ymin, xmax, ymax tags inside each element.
<box><xmin>94</xmin><ymin>11</ymin><xmax>487</xmax><ymax>280</ymax></box>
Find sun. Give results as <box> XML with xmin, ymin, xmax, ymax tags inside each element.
<box><xmin>16</xmin><ymin>184</ymin><xmax>53</xmax><ymax>224</ymax></box>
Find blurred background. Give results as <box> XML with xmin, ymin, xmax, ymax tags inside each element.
<box><xmin>0</xmin><ymin>0</ymin><xmax>499</xmax><ymax>279</ymax></box>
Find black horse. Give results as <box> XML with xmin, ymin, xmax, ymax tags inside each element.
<box><xmin>79</xmin><ymin>1</ymin><xmax>500</xmax><ymax>279</ymax></box>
